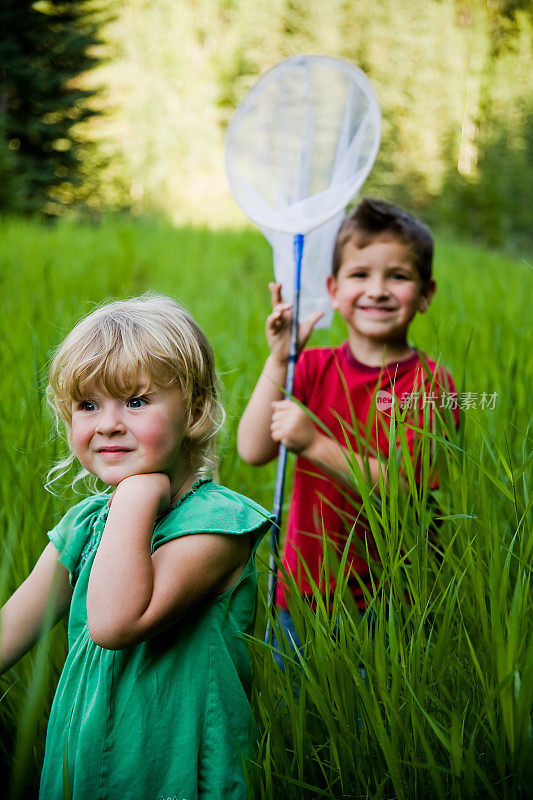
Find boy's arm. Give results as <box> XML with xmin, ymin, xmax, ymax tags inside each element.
<box><xmin>237</xmin><ymin>353</ymin><xmax>287</xmax><ymax>464</ymax></box>
<box><xmin>270</xmin><ymin>399</ymin><xmax>385</xmax><ymax>489</ymax></box>
<box><xmin>86</xmin><ymin>474</ymin><xmax>250</xmax><ymax>650</ymax></box>
<box><xmin>1</xmin><ymin>543</ymin><xmax>72</xmax><ymax>674</ymax></box>
<box><xmin>237</xmin><ymin>282</ymin><xmax>322</xmax><ymax>465</ymax></box>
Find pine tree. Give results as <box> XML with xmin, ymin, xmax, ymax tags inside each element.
<box><xmin>0</xmin><ymin>0</ymin><xmax>107</xmax><ymax>214</ymax></box>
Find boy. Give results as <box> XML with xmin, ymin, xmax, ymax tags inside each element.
<box><xmin>237</xmin><ymin>197</ymin><xmax>457</xmax><ymax>637</ymax></box>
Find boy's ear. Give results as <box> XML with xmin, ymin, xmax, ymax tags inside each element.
<box><xmin>326</xmin><ymin>275</ymin><xmax>339</xmax><ymax>308</ymax></box>
<box><xmin>418</xmin><ymin>279</ymin><xmax>436</xmax><ymax>313</ymax></box>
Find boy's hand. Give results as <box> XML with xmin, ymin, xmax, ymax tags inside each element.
<box><xmin>270</xmin><ymin>399</ymin><xmax>317</xmax><ymax>454</ymax></box>
<box><xmin>266</xmin><ymin>283</ymin><xmax>323</xmax><ymax>365</ymax></box>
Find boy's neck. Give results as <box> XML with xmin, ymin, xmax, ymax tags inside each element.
<box><xmin>346</xmin><ymin>332</ymin><xmax>415</xmax><ymax>367</ymax></box>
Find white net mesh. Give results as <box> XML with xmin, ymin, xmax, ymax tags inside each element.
<box><xmin>261</xmin><ymin>215</ymin><xmax>344</xmax><ymax>325</ymax></box>
<box><xmin>225</xmin><ymin>55</ymin><xmax>381</xmax><ymax>325</ymax></box>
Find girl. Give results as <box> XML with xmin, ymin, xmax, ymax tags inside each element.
<box><xmin>0</xmin><ymin>294</ymin><xmax>271</xmax><ymax>799</ymax></box>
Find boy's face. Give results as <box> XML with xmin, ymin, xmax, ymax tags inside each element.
<box><xmin>327</xmin><ymin>235</ymin><xmax>435</xmax><ymax>348</ymax></box>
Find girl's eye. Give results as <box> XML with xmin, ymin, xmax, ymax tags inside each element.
<box><xmin>127</xmin><ymin>396</ymin><xmax>147</xmax><ymax>409</ymax></box>
<box><xmin>79</xmin><ymin>400</ymin><xmax>96</xmax><ymax>412</ymax></box>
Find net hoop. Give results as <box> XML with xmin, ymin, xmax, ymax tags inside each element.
<box><xmin>225</xmin><ymin>54</ymin><xmax>381</xmax><ymax>235</ymax></box>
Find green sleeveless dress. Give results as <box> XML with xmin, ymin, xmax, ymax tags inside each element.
<box><xmin>40</xmin><ymin>479</ymin><xmax>271</xmax><ymax>800</ymax></box>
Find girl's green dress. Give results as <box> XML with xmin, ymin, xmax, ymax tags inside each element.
<box><xmin>39</xmin><ymin>478</ymin><xmax>271</xmax><ymax>800</ymax></box>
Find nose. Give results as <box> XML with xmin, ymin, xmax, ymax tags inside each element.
<box><xmin>366</xmin><ymin>273</ymin><xmax>389</xmax><ymax>299</ymax></box>
<box><xmin>95</xmin><ymin>401</ymin><xmax>126</xmax><ymax>435</ymax></box>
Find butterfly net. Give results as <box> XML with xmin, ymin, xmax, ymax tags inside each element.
<box><xmin>225</xmin><ymin>55</ymin><xmax>381</xmax><ymax>325</ymax></box>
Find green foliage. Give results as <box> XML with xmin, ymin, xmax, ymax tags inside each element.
<box><xmin>83</xmin><ymin>0</ymin><xmax>533</xmax><ymax>249</ymax></box>
<box><xmin>2</xmin><ymin>1</ymin><xmax>533</xmax><ymax>247</ymax></box>
<box><xmin>0</xmin><ymin>218</ymin><xmax>530</xmax><ymax>797</ymax></box>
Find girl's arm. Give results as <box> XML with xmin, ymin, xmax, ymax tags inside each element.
<box><xmin>0</xmin><ymin>543</ymin><xmax>72</xmax><ymax>674</ymax></box>
<box><xmin>237</xmin><ymin>282</ymin><xmax>322</xmax><ymax>465</ymax></box>
<box><xmin>86</xmin><ymin>474</ymin><xmax>250</xmax><ymax>650</ymax></box>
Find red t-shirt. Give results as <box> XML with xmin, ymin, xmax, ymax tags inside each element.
<box><xmin>275</xmin><ymin>344</ymin><xmax>458</xmax><ymax>610</ymax></box>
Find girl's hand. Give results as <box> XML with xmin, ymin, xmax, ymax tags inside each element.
<box><xmin>111</xmin><ymin>473</ymin><xmax>172</xmax><ymax>517</ymax></box>
<box><xmin>270</xmin><ymin>399</ymin><xmax>317</xmax><ymax>454</ymax></box>
<box><xmin>266</xmin><ymin>283</ymin><xmax>323</xmax><ymax>365</ymax></box>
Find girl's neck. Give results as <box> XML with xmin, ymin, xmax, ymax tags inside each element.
<box><xmin>169</xmin><ymin>470</ymin><xmax>199</xmax><ymax>506</ymax></box>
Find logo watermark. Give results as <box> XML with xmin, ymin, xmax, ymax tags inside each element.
<box><xmin>376</xmin><ymin>390</ymin><xmax>498</xmax><ymax>412</ymax></box>
<box><xmin>376</xmin><ymin>390</ymin><xmax>394</xmax><ymax>410</ymax></box>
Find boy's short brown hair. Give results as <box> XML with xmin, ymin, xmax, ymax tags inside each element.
<box><xmin>332</xmin><ymin>197</ymin><xmax>434</xmax><ymax>284</ymax></box>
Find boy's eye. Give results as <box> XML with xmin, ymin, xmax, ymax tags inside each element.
<box><xmin>391</xmin><ymin>272</ymin><xmax>411</xmax><ymax>281</ymax></box>
<box><xmin>79</xmin><ymin>400</ymin><xmax>97</xmax><ymax>412</ymax></box>
<box><xmin>127</xmin><ymin>396</ymin><xmax>147</xmax><ymax>409</ymax></box>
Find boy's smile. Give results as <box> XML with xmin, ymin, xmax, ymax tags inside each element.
<box><xmin>327</xmin><ymin>236</ymin><xmax>435</xmax><ymax>362</ymax></box>
<box><xmin>71</xmin><ymin>381</ymin><xmax>192</xmax><ymax>493</ymax></box>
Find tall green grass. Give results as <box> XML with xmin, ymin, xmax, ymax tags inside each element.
<box><xmin>0</xmin><ymin>216</ymin><xmax>531</xmax><ymax>798</ymax></box>
<box><xmin>250</xmin><ymin>395</ymin><xmax>531</xmax><ymax>798</ymax></box>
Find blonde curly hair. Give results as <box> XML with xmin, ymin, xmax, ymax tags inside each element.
<box><xmin>47</xmin><ymin>294</ymin><xmax>224</xmax><ymax>489</ymax></box>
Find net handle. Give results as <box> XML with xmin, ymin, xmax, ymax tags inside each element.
<box><xmin>265</xmin><ymin>233</ymin><xmax>304</xmax><ymax>642</ymax></box>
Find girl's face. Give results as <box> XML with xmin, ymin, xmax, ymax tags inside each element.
<box><xmin>70</xmin><ymin>379</ymin><xmax>194</xmax><ymax>494</ymax></box>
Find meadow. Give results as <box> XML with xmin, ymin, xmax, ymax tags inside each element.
<box><xmin>0</xmin><ymin>216</ymin><xmax>531</xmax><ymax>799</ymax></box>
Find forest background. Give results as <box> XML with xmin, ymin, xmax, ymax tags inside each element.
<box><xmin>1</xmin><ymin>1</ymin><xmax>532</xmax><ymax>798</ymax></box>
<box><xmin>1</xmin><ymin>0</ymin><xmax>532</xmax><ymax>251</ymax></box>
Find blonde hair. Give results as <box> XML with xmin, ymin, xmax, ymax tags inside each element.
<box><xmin>46</xmin><ymin>294</ymin><xmax>224</xmax><ymax>490</ymax></box>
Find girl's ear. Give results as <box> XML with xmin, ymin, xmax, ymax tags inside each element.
<box><xmin>418</xmin><ymin>278</ymin><xmax>436</xmax><ymax>313</ymax></box>
<box><xmin>186</xmin><ymin>396</ymin><xmax>207</xmax><ymax>439</ymax></box>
